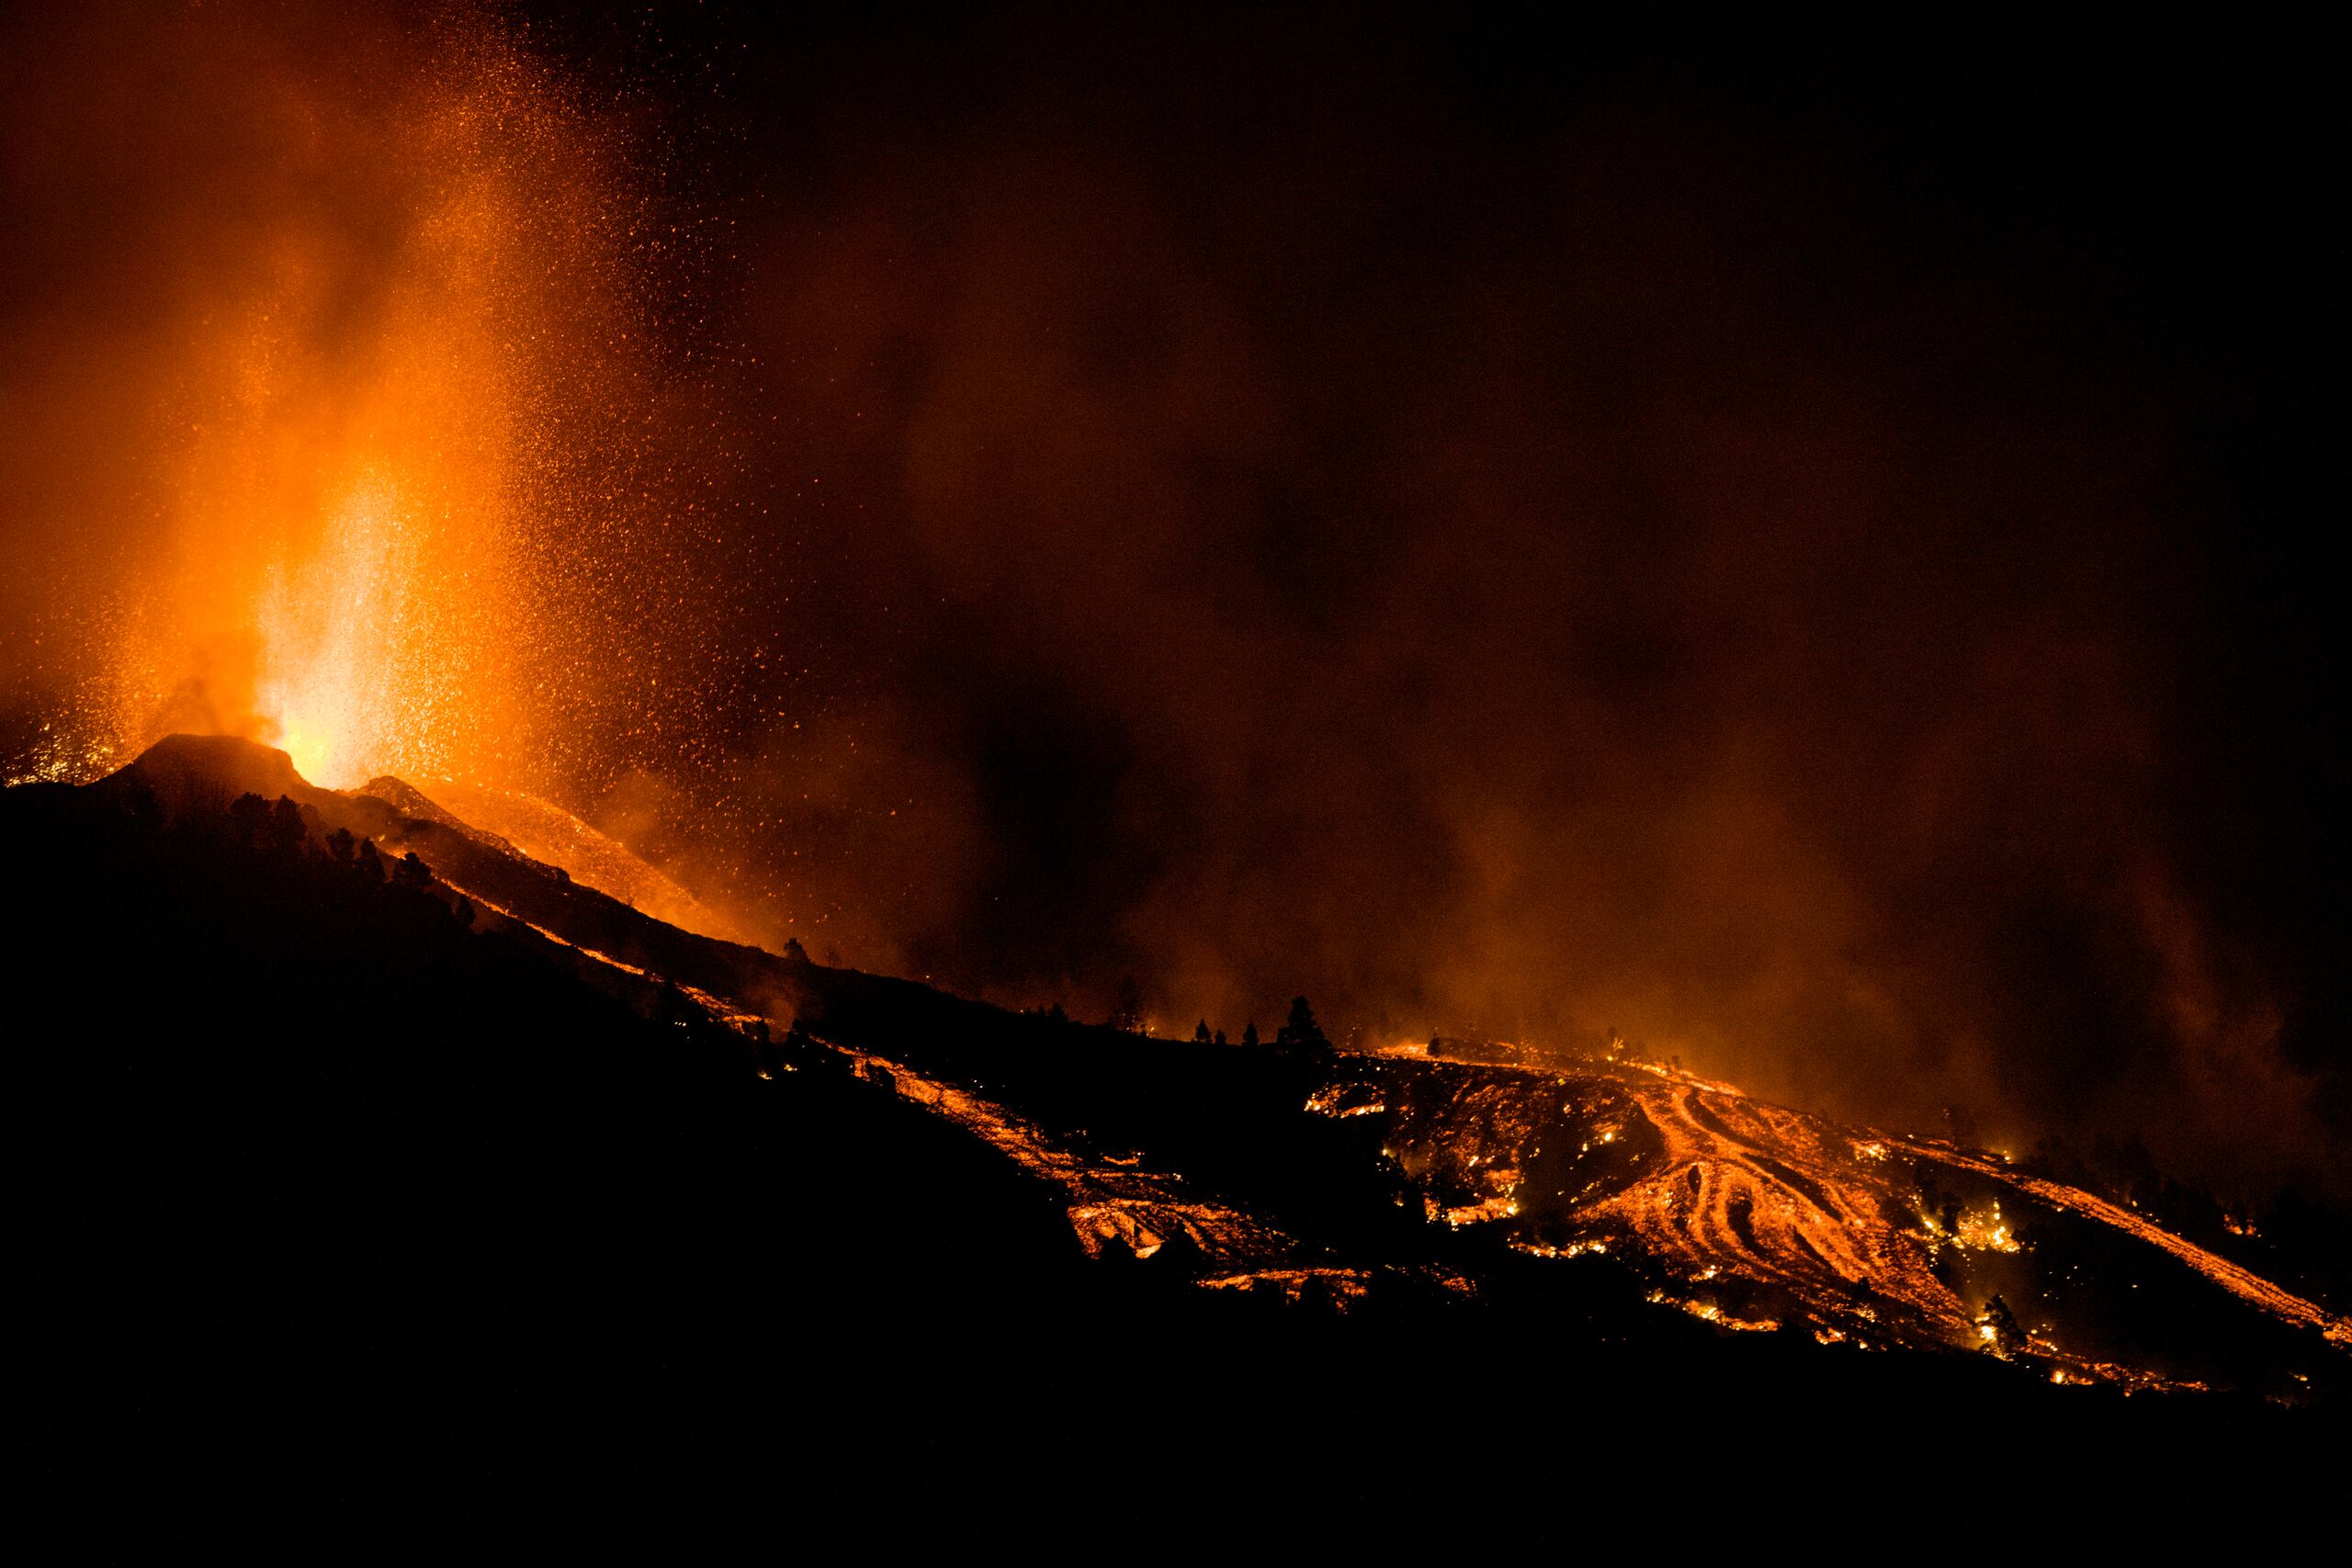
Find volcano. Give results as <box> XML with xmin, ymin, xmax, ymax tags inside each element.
<box><xmin>13</xmin><ymin>734</ymin><xmax>2345</xmax><ymax>1499</ymax></box>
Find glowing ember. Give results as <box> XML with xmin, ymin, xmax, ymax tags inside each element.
<box><xmin>1947</xmin><ymin>1203</ymin><xmax>2023</xmax><ymax>1253</ymax></box>
<box><xmin>1318</xmin><ymin>1050</ymin><xmax>2352</xmax><ymax>1379</ymax></box>
<box><xmin>1647</xmin><ymin>1289</ymin><xmax>1781</xmax><ymax>1333</ymax></box>
<box><xmin>1883</xmin><ymin>1134</ymin><xmax>2352</xmax><ymax>1349</ymax></box>
<box><xmin>826</xmin><ymin>1038</ymin><xmax>1307</xmax><ymax>1270</ymax></box>
<box><xmin>1304</xmin><ymin>1087</ymin><xmax>1385</xmax><ymax>1118</ymax></box>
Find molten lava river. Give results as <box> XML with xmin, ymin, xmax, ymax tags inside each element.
<box><xmin>1307</xmin><ymin>1051</ymin><xmax>2350</xmax><ymax>1394</ymax></box>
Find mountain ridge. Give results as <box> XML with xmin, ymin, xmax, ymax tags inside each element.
<box><xmin>21</xmin><ymin>731</ymin><xmax>2349</xmax><ymax>1424</ymax></box>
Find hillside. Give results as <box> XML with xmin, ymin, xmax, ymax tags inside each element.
<box><xmin>11</xmin><ymin>736</ymin><xmax>2346</xmax><ymax>1507</ymax></box>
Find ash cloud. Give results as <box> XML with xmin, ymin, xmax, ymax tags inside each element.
<box><xmin>4</xmin><ymin>7</ymin><xmax>2340</xmax><ymax>1195</ymax></box>
<box><xmin>683</xmin><ymin>10</ymin><xmax>2343</xmax><ymax>1194</ymax></box>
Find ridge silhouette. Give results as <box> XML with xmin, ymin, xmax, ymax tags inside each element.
<box><xmin>10</xmin><ymin>734</ymin><xmax>2339</xmax><ymax>1506</ymax></box>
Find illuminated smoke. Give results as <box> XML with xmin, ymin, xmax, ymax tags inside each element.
<box><xmin>2</xmin><ymin>5</ymin><xmax>677</xmax><ymax>806</ymax></box>
<box><xmin>3</xmin><ymin>7</ymin><xmax>2337</xmax><ymax>1197</ymax></box>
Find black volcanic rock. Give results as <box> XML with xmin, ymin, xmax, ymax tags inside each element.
<box><xmin>96</xmin><ymin>731</ymin><xmax>326</xmax><ymax>812</ymax></box>
<box><xmin>10</xmin><ymin>753</ymin><xmax>1098</xmax><ymax>1492</ymax></box>
<box><xmin>358</xmin><ymin>773</ymin><xmax>526</xmax><ymax>859</ymax></box>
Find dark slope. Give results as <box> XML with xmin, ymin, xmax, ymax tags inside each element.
<box><xmin>10</xmin><ymin>741</ymin><xmax>2343</xmax><ymax>1520</ymax></box>
<box><xmin>9</xmin><ymin>773</ymin><xmax>1101</xmax><ymax>1496</ymax></box>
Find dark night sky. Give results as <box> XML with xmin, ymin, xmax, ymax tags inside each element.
<box><xmin>4</xmin><ymin>5</ymin><xmax>2342</xmax><ymax>1193</ymax></box>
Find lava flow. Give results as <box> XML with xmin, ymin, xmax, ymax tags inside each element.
<box><xmin>826</xmin><ymin>1039</ymin><xmax>1314</xmax><ymax>1276</ymax></box>
<box><xmin>1585</xmin><ymin>1073</ymin><xmax>1972</xmax><ymax>1345</ymax></box>
<box><xmin>1314</xmin><ymin>1050</ymin><xmax>2351</xmax><ymax>1391</ymax></box>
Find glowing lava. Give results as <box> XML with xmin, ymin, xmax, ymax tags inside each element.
<box><xmin>7</xmin><ymin>17</ymin><xmax>674</xmax><ymax>817</ymax></box>
<box><xmin>254</xmin><ymin>478</ymin><xmax>456</xmax><ymax>788</ymax></box>
<box><xmin>1316</xmin><ymin>1051</ymin><xmax>2352</xmax><ymax>1386</ymax></box>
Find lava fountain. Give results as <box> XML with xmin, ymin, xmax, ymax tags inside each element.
<box><xmin>254</xmin><ymin>479</ymin><xmax>418</xmax><ymax>790</ymax></box>
<box><xmin>145</xmin><ymin>55</ymin><xmax>550</xmax><ymax>795</ymax></box>
<box><xmin>7</xmin><ymin>12</ymin><xmax>667</xmax><ymax>805</ymax></box>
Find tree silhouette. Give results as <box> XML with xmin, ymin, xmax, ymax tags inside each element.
<box><xmin>1107</xmin><ymin>975</ymin><xmax>1144</xmax><ymax>1033</ymax></box>
<box><xmin>227</xmin><ymin>792</ymin><xmax>269</xmax><ymax>847</ymax></box>
<box><xmin>393</xmin><ymin>851</ymin><xmax>433</xmax><ymax>890</ymax></box>
<box><xmin>1213</xmin><ymin>1028</ymin><xmax>1227</xmax><ymax>1046</ymax></box>
<box><xmin>1193</xmin><ymin>1020</ymin><xmax>1213</xmax><ymax>1044</ymax></box>
<box><xmin>1241</xmin><ymin>1021</ymin><xmax>1259</xmax><ymax>1049</ymax></box>
<box><xmin>325</xmin><ymin>828</ymin><xmax>356</xmax><ymax>863</ymax></box>
<box><xmin>1275</xmin><ymin>996</ymin><xmax>1329</xmax><ymax>1054</ymax></box>
<box><xmin>354</xmin><ymin>839</ymin><xmax>385</xmax><ymax>884</ymax></box>
<box><xmin>1977</xmin><ymin>1293</ymin><xmax>2022</xmax><ymax>1357</ymax></box>
<box><xmin>266</xmin><ymin>796</ymin><xmax>305</xmax><ymax>854</ymax></box>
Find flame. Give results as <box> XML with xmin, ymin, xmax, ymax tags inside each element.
<box><xmin>1948</xmin><ymin>1203</ymin><xmax>2022</xmax><ymax>1254</ymax></box>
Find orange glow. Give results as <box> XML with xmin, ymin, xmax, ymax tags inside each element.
<box><xmin>1318</xmin><ymin>1052</ymin><xmax>2352</xmax><ymax>1381</ymax></box>
<box><xmin>253</xmin><ymin>477</ymin><xmax>468</xmax><ymax>787</ymax></box>
<box><xmin>151</xmin><ymin>134</ymin><xmax>540</xmax><ymax>792</ymax></box>
<box><xmin>1948</xmin><ymin>1203</ymin><xmax>2022</xmax><ymax>1254</ymax></box>
<box><xmin>34</xmin><ymin>25</ymin><xmax>650</xmax><ymax>808</ymax></box>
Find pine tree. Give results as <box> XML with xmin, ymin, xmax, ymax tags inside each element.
<box><xmin>227</xmin><ymin>792</ymin><xmax>269</xmax><ymax>847</ymax></box>
<box><xmin>266</xmin><ymin>796</ymin><xmax>305</xmax><ymax>853</ymax></box>
<box><xmin>1274</xmin><ymin>996</ymin><xmax>1329</xmax><ymax>1053</ymax></box>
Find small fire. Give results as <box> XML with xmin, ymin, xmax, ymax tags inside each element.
<box><xmin>1646</xmin><ymin>1288</ymin><xmax>1779</xmax><ymax>1333</ymax></box>
<box><xmin>1304</xmin><ymin>1087</ymin><xmax>1385</xmax><ymax>1118</ymax></box>
<box><xmin>1945</xmin><ymin>1201</ymin><xmax>2023</xmax><ymax>1254</ymax></box>
<box><xmin>1430</xmin><ymin>1193</ymin><xmax>1521</xmax><ymax>1227</ymax></box>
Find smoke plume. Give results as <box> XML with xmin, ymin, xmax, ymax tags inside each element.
<box><xmin>4</xmin><ymin>6</ymin><xmax>2339</xmax><ymax>1194</ymax></box>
